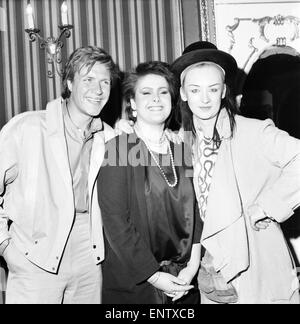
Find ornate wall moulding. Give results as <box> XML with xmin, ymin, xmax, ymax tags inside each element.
<box><xmin>226</xmin><ymin>14</ymin><xmax>300</xmax><ymax>71</ymax></box>
<box><xmin>214</xmin><ymin>1</ymin><xmax>300</xmax><ymax>73</ymax></box>
<box><xmin>199</xmin><ymin>0</ymin><xmax>217</xmax><ymax>43</ymax></box>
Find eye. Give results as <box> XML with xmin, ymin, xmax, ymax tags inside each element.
<box><xmin>102</xmin><ymin>80</ymin><xmax>111</xmax><ymax>86</ymax></box>
<box><xmin>84</xmin><ymin>77</ymin><xmax>94</xmax><ymax>83</ymax></box>
<box><xmin>210</xmin><ymin>88</ymin><xmax>219</xmax><ymax>93</ymax></box>
<box><xmin>191</xmin><ymin>88</ymin><xmax>200</xmax><ymax>94</ymax></box>
<box><xmin>160</xmin><ymin>90</ymin><xmax>169</xmax><ymax>95</ymax></box>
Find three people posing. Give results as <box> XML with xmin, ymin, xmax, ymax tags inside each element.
<box><xmin>0</xmin><ymin>42</ymin><xmax>300</xmax><ymax>304</ymax></box>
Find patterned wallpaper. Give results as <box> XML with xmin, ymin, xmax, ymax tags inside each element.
<box><xmin>0</xmin><ymin>0</ymin><xmax>188</xmax><ymax>128</ymax></box>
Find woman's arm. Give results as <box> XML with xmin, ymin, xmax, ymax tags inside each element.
<box><xmin>179</xmin><ymin>243</ymin><xmax>201</xmax><ymax>282</ymax></box>
<box><xmin>168</xmin><ymin>243</ymin><xmax>201</xmax><ymax>302</ymax></box>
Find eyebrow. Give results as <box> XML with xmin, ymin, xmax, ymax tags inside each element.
<box><xmin>140</xmin><ymin>86</ymin><xmax>169</xmax><ymax>90</ymax></box>
<box><xmin>187</xmin><ymin>83</ymin><xmax>221</xmax><ymax>87</ymax></box>
<box><xmin>82</xmin><ymin>75</ymin><xmax>110</xmax><ymax>81</ymax></box>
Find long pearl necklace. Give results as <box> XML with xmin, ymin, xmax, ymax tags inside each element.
<box><xmin>135</xmin><ymin>126</ymin><xmax>178</xmax><ymax>188</ymax></box>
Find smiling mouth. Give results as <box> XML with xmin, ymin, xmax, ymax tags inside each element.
<box><xmin>149</xmin><ymin>106</ymin><xmax>164</xmax><ymax>111</ymax></box>
<box><xmin>86</xmin><ymin>98</ymin><xmax>102</xmax><ymax>103</ymax></box>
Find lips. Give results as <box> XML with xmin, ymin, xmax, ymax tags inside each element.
<box><xmin>148</xmin><ymin>106</ymin><xmax>163</xmax><ymax>111</ymax></box>
<box><xmin>86</xmin><ymin>97</ymin><xmax>102</xmax><ymax>103</ymax></box>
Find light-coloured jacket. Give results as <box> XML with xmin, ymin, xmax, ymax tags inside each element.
<box><xmin>0</xmin><ymin>98</ymin><xmax>115</xmax><ymax>273</ymax></box>
<box><xmin>200</xmin><ymin>111</ymin><xmax>300</xmax><ymax>303</ymax></box>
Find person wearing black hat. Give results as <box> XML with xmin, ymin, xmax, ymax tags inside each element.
<box><xmin>171</xmin><ymin>41</ymin><xmax>300</xmax><ymax>304</ymax></box>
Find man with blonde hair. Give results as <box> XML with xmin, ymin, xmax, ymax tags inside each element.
<box><xmin>0</xmin><ymin>46</ymin><xmax>119</xmax><ymax>304</ymax></box>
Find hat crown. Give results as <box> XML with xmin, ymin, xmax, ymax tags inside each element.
<box><xmin>183</xmin><ymin>41</ymin><xmax>217</xmax><ymax>55</ymax></box>
<box><xmin>172</xmin><ymin>40</ymin><xmax>238</xmax><ymax>83</ymax></box>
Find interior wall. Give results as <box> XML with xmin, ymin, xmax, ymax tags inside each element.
<box><xmin>0</xmin><ymin>0</ymin><xmax>184</xmax><ymax>129</ymax></box>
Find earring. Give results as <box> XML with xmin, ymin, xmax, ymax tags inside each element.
<box><xmin>132</xmin><ymin>110</ymin><xmax>137</xmax><ymax>118</ymax></box>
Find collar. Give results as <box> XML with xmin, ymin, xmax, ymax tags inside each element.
<box><xmin>45</xmin><ymin>97</ymin><xmax>115</xmax><ymax>143</ymax></box>
<box><xmin>193</xmin><ymin>108</ymin><xmax>232</xmax><ymax>141</ymax></box>
<box><xmin>62</xmin><ymin>99</ymin><xmax>103</xmax><ymax>142</ymax></box>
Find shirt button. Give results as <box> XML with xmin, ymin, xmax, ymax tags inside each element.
<box><xmin>97</xmin><ymin>257</ymin><xmax>100</xmax><ymax>261</ymax></box>
<box><xmin>93</xmin><ymin>245</ymin><xmax>96</xmax><ymax>249</ymax></box>
<box><xmin>56</xmin><ymin>256</ymin><xmax>59</xmax><ymax>260</ymax></box>
<box><xmin>35</xmin><ymin>241</ymin><xmax>38</xmax><ymax>245</ymax></box>
<box><xmin>52</xmin><ymin>268</ymin><xmax>56</xmax><ymax>271</ymax></box>
<box><xmin>25</xmin><ymin>252</ymin><xmax>29</xmax><ymax>256</ymax></box>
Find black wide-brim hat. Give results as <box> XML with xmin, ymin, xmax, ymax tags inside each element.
<box><xmin>171</xmin><ymin>41</ymin><xmax>238</xmax><ymax>83</ymax></box>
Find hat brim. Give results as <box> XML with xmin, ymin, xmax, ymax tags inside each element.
<box><xmin>171</xmin><ymin>49</ymin><xmax>238</xmax><ymax>83</ymax></box>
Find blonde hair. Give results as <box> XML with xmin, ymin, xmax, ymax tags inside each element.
<box><xmin>180</xmin><ymin>61</ymin><xmax>226</xmax><ymax>85</ymax></box>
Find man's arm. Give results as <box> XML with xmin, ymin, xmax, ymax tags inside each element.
<box><xmin>0</xmin><ymin>239</ymin><xmax>10</xmax><ymax>256</ymax></box>
<box><xmin>0</xmin><ymin>121</ymin><xmax>19</xmax><ymax>247</ymax></box>
<box><xmin>254</xmin><ymin>120</ymin><xmax>300</xmax><ymax>223</ymax></box>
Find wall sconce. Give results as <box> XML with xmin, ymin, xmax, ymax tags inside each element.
<box><xmin>25</xmin><ymin>1</ymin><xmax>73</xmax><ymax>78</ymax></box>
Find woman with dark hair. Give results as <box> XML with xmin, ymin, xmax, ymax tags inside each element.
<box><xmin>97</xmin><ymin>61</ymin><xmax>202</xmax><ymax>304</ymax></box>
<box><xmin>171</xmin><ymin>42</ymin><xmax>300</xmax><ymax>304</ymax></box>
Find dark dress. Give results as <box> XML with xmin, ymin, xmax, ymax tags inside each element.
<box><xmin>98</xmin><ymin>133</ymin><xmax>202</xmax><ymax>304</ymax></box>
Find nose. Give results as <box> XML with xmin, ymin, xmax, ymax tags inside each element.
<box><xmin>153</xmin><ymin>96</ymin><xmax>160</xmax><ymax>103</ymax></box>
<box><xmin>201</xmin><ymin>90</ymin><xmax>210</xmax><ymax>104</ymax></box>
<box><xmin>96</xmin><ymin>82</ymin><xmax>103</xmax><ymax>95</ymax></box>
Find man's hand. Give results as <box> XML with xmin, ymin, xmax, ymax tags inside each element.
<box><xmin>165</xmin><ymin>128</ymin><xmax>184</xmax><ymax>144</ymax></box>
<box><xmin>248</xmin><ymin>204</ymin><xmax>273</xmax><ymax>231</ymax></box>
<box><xmin>114</xmin><ymin>119</ymin><xmax>134</xmax><ymax>135</ymax></box>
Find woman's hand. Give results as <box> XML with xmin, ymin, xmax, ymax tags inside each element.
<box><xmin>177</xmin><ymin>266</ymin><xmax>195</xmax><ymax>286</ymax></box>
<box><xmin>166</xmin><ymin>266</ymin><xmax>197</xmax><ymax>302</ymax></box>
<box><xmin>248</xmin><ymin>204</ymin><xmax>274</xmax><ymax>231</ymax></box>
<box><xmin>114</xmin><ymin>119</ymin><xmax>134</xmax><ymax>136</ymax></box>
<box><xmin>148</xmin><ymin>272</ymin><xmax>194</xmax><ymax>300</ymax></box>
<box><xmin>166</xmin><ymin>243</ymin><xmax>201</xmax><ymax>301</ymax></box>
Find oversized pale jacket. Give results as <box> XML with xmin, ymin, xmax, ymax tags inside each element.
<box><xmin>0</xmin><ymin>98</ymin><xmax>115</xmax><ymax>273</ymax></box>
<box><xmin>197</xmin><ymin>111</ymin><xmax>300</xmax><ymax>304</ymax></box>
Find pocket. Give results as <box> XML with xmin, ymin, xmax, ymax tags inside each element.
<box><xmin>3</xmin><ymin>242</ymin><xmax>35</xmax><ymax>274</ymax></box>
<box><xmin>198</xmin><ymin>251</ymin><xmax>239</xmax><ymax>304</ymax></box>
<box><xmin>197</xmin><ymin>266</ymin><xmax>215</xmax><ymax>293</ymax></box>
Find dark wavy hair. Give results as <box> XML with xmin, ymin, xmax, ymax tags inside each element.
<box><xmin>61</xmin><ymin>46</ymin><xmax>120</xmax><ymax>99</ymax></box>
<box><xmin>122</xmin><ymin>61</ymin><xmax>179</xmax><ymax>128</ymax></box>
<box><xmin>178</xmin><ymin>63</ymin><xmax>239</xmax><ymax>148</ymax></box>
